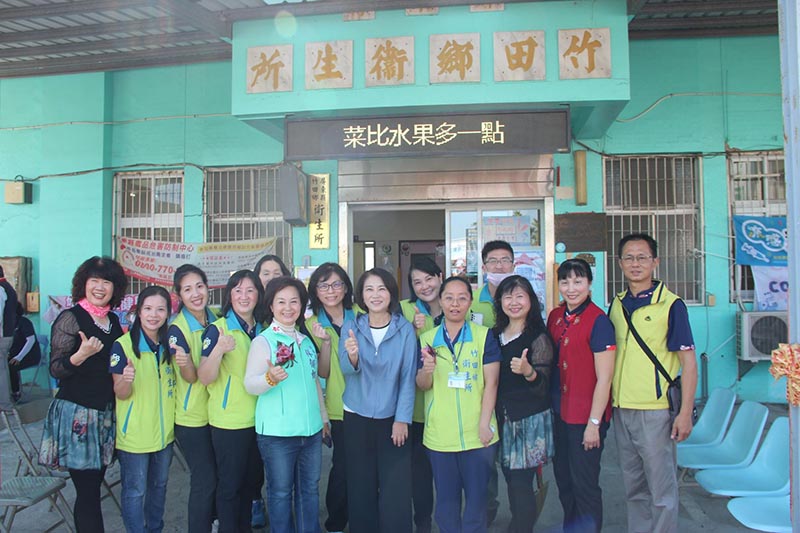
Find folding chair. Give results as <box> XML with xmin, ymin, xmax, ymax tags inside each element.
<box><xmin>695</xmin><ymin>417</ymin><xmax>789</xmax><ymax>497</ymax></box>
<box><xmin>0</xmin><ymin>405</ymin><xmax>73</xmax><ymax>533</ymax></box>
<box><xmin>677</xmin><ymin>387</ymin><xmax>735</xmax><ymax>449</ymax></box>
<box><xmin>677</xmin><ymin>400</ymin><xmax>768</xmax><ymax>482</ymax></box>
<box><xmin>727</xmin><ymin>495</ymin><xmax>791</xmax><ymax>533</ymax></box>
<box><xmin>23</xmin><ymin>334</ymin><xmax>50</xmax><ymax>398</ymax></box>
<box><xmin>2</xmin><ymin>398</ymin><xmax>122</xmax><ymax>512</ymax></box>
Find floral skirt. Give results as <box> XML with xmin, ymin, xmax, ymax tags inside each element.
<box><xmin>39</xmin><ymin>399</ymin><xmax>115</xmax><ymax>471</ymax></box>
<box><xmin>500</xmin><ymin>409</ymin><xmax>554</xmax><ymax>471</ymax></box>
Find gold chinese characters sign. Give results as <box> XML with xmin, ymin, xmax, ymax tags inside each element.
<box><xmin>494</xmin><ymin>31</ymin><xmax>545</xmax><ymax>82</ymax></box>
<box><xmin>306</xmin><ymin>40</ymin><xmax>353</xmax><ymax>90</ymax></box>
<box><xmin>309</xmin><ymin>173</ymin><xmax>330</xmax><ymax>249</ymax></box>
<box><xmin>366</xmin><ymin>36</ymin><xmax>414</xmax><ymax>87</ymax></box>
<box><xmin>430</xmin><ymin>33</ymin><xmax>480</xmax><ymax>83</ymax></box>
<box><xmin>558</xmin><ymin>28</ymin><xmax>611</xmax><ymax>79</ymax></box>
<box><xmin>247</xmin><ymin>45</ymin><xmax>293</xmax><ymax>93</ymax></box>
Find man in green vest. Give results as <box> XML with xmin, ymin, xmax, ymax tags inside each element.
<box><xmin>469</xmin><ymin>240</ymin><xmax>516</xmax><ymax>328</ymax></box>
<box><xmin>608</xmin><ymin>233</ymin><xmax>697</xmax><ymax>533</ymax></box>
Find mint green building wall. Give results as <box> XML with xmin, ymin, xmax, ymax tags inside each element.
<box><xmin>591</xmin><ymin>36</ymin><xmax>785</xmax><ymax>402</ymax></box>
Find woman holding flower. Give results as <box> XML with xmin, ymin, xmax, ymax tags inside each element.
<box><xmin>245</xmin><ymin>276</ymin><xmax>329</xmax><ymax>533</ymax></box>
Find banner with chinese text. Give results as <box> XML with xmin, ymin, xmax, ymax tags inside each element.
<box><xmin>117</xmin><ymin>236</ymin><xmax>277</xmax><ymax>288</ymax></box>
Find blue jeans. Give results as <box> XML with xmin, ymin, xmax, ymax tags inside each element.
<box><xmin>257</xmin><ymin>431</ymin><xmax>322</xmax><ymax>533</ymax></box>
<box><xmin>117</xmin><ymin>443</ymin><xmax>174</xmax><ymax>533</ymax></box>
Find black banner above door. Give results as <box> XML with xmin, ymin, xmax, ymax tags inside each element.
<box><xmin>285</xmin><ymin>109</ymin><xmax>570</xmax><ymax>160</ymax></box>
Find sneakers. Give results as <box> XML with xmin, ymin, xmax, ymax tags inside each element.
<box><xmin>251</xmin><ymin>499</ymin><xmax>267</xmax><ymax>529</ymax></box>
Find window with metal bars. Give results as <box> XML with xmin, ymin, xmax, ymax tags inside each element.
<box><xmin>603</xmin><ymin>155</ymin><xmax>703</xmax><ymax>304</ymax></box>
<box><xmin>113</xmin><ymin>170</ymin><xmax>184</xmax><ymax>295</ymax></box>
<box><xmin>205</xmin><ymin>166</ymin><xmax>293</xmax><ymax>304</ymax></box>
<box><xmin>728</xmin><ymin>151</ymin><xmax>786</xmax><ymax>302</ymax></box>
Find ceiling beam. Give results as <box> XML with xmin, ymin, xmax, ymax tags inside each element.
<box><xmin>0</xmin><ymin>30</ymin><xmax>214</xmax><ymax>60</ymax></box>
<box><xmin>627</xmin><ymin>0</ymin><xmax>648</xmax><ymax>17</ymax></box>
<box><xmin>149</xmin><ymin>0</ymin><xmax>231</xmax><ymax>41</ymax></box>
<box><xmin>630</xmin><ymin>24</ymin><xmax>778</xmax><ymax>40</ymax></box>
<box><xmin>0</xmin><ymin>18</ymin><xmax>189</xmax><ymax>45</ymax></box>
<box><xmin>630</xmin><ymin>13</ymin><xmax>778</xmax><ymax>30</ymax></box>
<box><xmin>0</xmin><ymin>42</ymin><xmax>231</xmax><ymax>78</ymax></box>
<box><xmin>0</xmin><ymin>0</ymin><xmax>152</xmax><ymax>21</ymax></box>
<box><xmin>638</xmin><ymin>1</ymin><xmax>777</xmax><ymax>16</ymax></box>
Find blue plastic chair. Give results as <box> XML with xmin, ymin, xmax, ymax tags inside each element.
<box><xmin>677</xmin><ymin>400</ymin><xmax>768</xmax><ymax>470</ymax></box>
<box><xmin>695</xmin><ymin>417</ymin><xmax>789</xmax><ymax>497</ymax></box>
<box><xmin>677</xmin><ymin>387</ymin><xmax>735</xmax><ymax>449</ymax></box>
<box><xmin>727</xmin><ymin>495</ymin><xmax>791</xmax><ymax>533</ymax></box>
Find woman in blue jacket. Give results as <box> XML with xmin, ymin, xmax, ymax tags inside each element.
<box><xmin>244</xmin><ymin>276</ymin><xmax>329</xmax><ymax>533</ymax></box>
<box><xmin>339</xmin><ymin>267</ymin><xmax>418</xmax><ymax>533</ymax></box>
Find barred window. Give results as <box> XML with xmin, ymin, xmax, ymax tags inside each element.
<box><xmin>113</xmin><ymin>170</ymin><xmax>184</xmax><ymax>295</ymax></box>
<box><xmin>728</xmin><ymin>151</ymin><xmax>786</xmax><ymax>301</ymax></box>
<box><xmin>604</xmin><ymin>155</ymin><xmax>703</xmax><ymax>304</ymax></box>
<box><xmin>205</xmin><ymin>166</ymin><xmax>293</xmax><ymax>304</ymax></box>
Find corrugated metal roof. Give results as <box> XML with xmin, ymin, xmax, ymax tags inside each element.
<box><xmin>0</xmin><ymin>0</ymin><xmax>778</xmax><ymax>78</ymax></box>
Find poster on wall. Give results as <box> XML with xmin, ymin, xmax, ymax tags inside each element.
<box><xmin>733</xmin><ymin>215</ymin><xmax>788</xmax><ymax>266</ymax></box>
<box><xmin>513</xmin><ymin>248</ymin><xmax>546</xmax><ymax>314</ymax></box>
<box><xmin>752</xmin><ymin>266</ymin><xmax>789</xmax><ymax>311</ymax></box>
<box><xmin>117</xmin><ymin>236</ymin><xmax>277</xmax><ymax>288</ymax></box>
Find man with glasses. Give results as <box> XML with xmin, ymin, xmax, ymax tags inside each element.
<box><xmin>608</xmin><ymin>233</ymin><xmax>697</xmax><ymax>533</ymax></box>
<box><xmin>470</xmin><ymin>240</ymin><xmax>516</xmax><ymax>328</ymax></box>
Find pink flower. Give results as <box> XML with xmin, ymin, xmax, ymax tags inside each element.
<box><xmin>275</xmin><ymin>342</ymin><xmax>295</xmax><ymax>368</ymax></box>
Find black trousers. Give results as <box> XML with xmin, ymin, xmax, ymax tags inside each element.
<box><xmin>69</xmin><ymin>467</ymin><xmax>107</xmax><ymax>533</ymax></box>
<box><xmin>210</xmin><ymin>426</ymin><xmax>262</xmax><ymax>533</ymax></box>
<box><xmin>411</xmin><ymin>421</ymin><xmax>433</xmax><ymax>532</ymax></box>
<box><xmin>324</xmin><ymin>419</ymin><xmax>348</xmax><ymax>532</ymax></box>
<box><xmin>176</xmin><ymin>424</ymin><xmax>217</xmax><ymax>533</ymax></box>
<box><xmin>501</xmin><ymin>467</ymin><xmax>537</xmax><ymax>533</ymax></box>
<box><xmin>343</xmin><ymin>412</ymin><xmax>412</xmax><ymax>533</ymax></box>
<box><xmin>552</xmin><ymin>416</ymin><xmax>608</xmax><ymax>533</ymax></box>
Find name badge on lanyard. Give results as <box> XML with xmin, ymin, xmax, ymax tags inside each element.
<box><xmin>448</xmin><ymin>371</ymin><xmax>468</xmax><ymax>389</ymax></box>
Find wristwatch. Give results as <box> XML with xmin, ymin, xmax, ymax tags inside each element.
<box><xmin>589</xmin><ymin>417</ymin><xmax>601</xmax><ymax>426</ymax></box>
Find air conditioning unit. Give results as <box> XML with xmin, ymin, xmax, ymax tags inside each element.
<box><xmin>737</xmin><ymin>311</ymin><xmax>789</xmax><ymax>361</ymax></box>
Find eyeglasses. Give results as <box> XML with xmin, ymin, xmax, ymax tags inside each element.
<box><xmin>620</xmin><ymin>255</ymin><xmax>653</xmax><ymax>264</ymax></box>
<box><xmin>442</xmin><ymin>296</ymin><xmax>471</xmax><ymax>306</ymax></box>
<box><xmin>318</xmin><ymin>281</ymin><xmax>345</xmax><ymax>292</ymax></box>
<box><xmin>484</xmin><ymin>257</ymin><xmax>513</xmax><ymax>266</ymax></box>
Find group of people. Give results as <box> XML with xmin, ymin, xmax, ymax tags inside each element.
<box><xmin>23</xmin><ymin>230</ymin><xmax>695</xmax><ymax>533</ymax></box>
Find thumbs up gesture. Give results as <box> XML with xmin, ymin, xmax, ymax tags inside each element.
<box><xmin>172</xmin><ymin>343</ymin><xmax>191</xmax><ymax>368</ymax></box>
<box><xmin>217</xmin><ymin>331</ymin><xmax>236</xmax><ymax>354</ymax></box>
<box><xmin>344</xmin><ymin>329</ymin><xmax>359</xmax><ymax>366</ymax></box>
<box><xmin>413</xmin><ymin>305</ymin><xmax>427</xmax><ymax>331</ymax></box>
<box><xmin>122</xmin><ymin>358</ymin><xmax>136</xmax><ymax>383</ymax></box>
<box><xmin>510</xmin><ymin>348</ymin><xmax>535</xmax><ymax>379</ymax></box>
<box><xmin>421</xmin><ymin>345</ymin><xmax>436</xmax><ymax>375</ymax></box>
<box><xmin>77</xmin><ymin>330</ymin><xmax>104</xmax><ymax>358</ymax></box>
<box><xmin>266</xmin><ymin>356</ymin><xmax>288</xmax><ymax>384</ymax></box>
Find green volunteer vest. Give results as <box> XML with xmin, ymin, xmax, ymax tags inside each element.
<box><xmin>401</xmin><ymin>299</ymin><xmax>436</xmax><ymax>424</ymax></box>
<box><xmin>469</xmin><ymin>286</ymin><xmax>496</xmax><ymax>328</ymax></box>
<box><xmin>419</xmin><ymin>321</ymin><xmax>499</xmax><ymax>452</ymax></box>
<box><xmin>254</xmin><ymin>327</ymin><xmax>323</xmax><ymax>437</ymax></box>
<box><xmin>169</xmin><ymin>307</ymin><xmax>218</xmax><ymax>427</ymax></box>
<box><xmin>114</xmin><ymin>333</ymin><xmax>175</xmax><ymax>453</ymax></box>
<box><xmin>305</xmin><ymin>307</ymin><xmax>358</xmax><ymax>422</ymax></box>
<box><xmin>206</xmin><ymin>313</ymin><xmax>259</xmax><ymax>430</ymax></box>
<box><xmin>608</xmin><ymin>281</ymin><xmax>682</xmax><ymax>410</ymax></box>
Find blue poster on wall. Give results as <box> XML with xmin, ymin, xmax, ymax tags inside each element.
<box><xmin>733</xmin><ymin>215</ymin><xmax>788</xmax><ymax>267</ymax></box>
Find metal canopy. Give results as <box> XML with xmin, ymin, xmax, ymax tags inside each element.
<box><xmin>0</xmin><ymin>0</ymin><xmax>778</xmax><ymax>79</ymax></box>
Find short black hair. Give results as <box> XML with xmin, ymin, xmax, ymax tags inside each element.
<box><xmin>618</xmin><ymin>233</ymin><xmax>658</xmax><ymax>259</ymax></box>
<box><xmin>308</xmin><ymin>262</ymin><xmax>353</xmax><ymax>316</ymax></box>
<box><xmin>0</xmin><ymin>265</ymin><xmax>4</xmax><ymax>277</ymax></box>
<box><xmin>263</xmin><ymin>276</ymin><xmax>309</xmax><ymax>327</ymax></box>
<box><xmin>254</xmin><ymin>255</ymin><xmax>291</xmax><ymax>278</ymax></box>
<box><xmin>557</xmin><ymin>258</ymin><xmax>593</xmax><ymax>283</ymax></box>
<box><xmin>220</xmin><ymin>270</ymin><xmax>265</xmax><ymax>323</ymax></box>
<box><xmin>129</xmin><ymin>285</ymin><xmax>172</xmax><ymax>362</ymax></box>
<box><xmin>439</xmin><ymin>276</ymin><xmax>474</xmax><ymax>299</ymax></box>
<box><xmin>355</xmin><ymin>268</ymin><xmax>401</xmax><ymax>315</ymax></box>
<box><xmin>408</xmin><ymin>257</ymin><xmax>442</xmax><ymax>303</ymax></box>
<box><xmin>173</xmin><ymin>264</ymin><xmax>208</xmax><ymax>294</ymax></box>
<box><xmin>71</xmin><ymin>256</ymin><xmax>128</xmax><ymax>308</ymax></box>
<box><xmin>481</xmin><ymin>240</ymin><xmax>514</xmax><ymax>262</ymax></box>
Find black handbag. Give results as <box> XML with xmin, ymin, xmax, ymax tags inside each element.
<box><xmin>621</xmin><ymin>307</ymin><xmax>697</xmax><ymax>422</ymax></box>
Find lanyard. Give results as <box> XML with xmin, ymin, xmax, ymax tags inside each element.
<box><xmin>442</xmin><ymin>324</ymin><xmax>467</xmax><ymax>372</ymax></box>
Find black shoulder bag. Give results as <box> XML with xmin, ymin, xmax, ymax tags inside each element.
<box><xmin>621</xmin><ymin>306</ymin><xmax>696</xmax><ymax>422</ymax></box>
